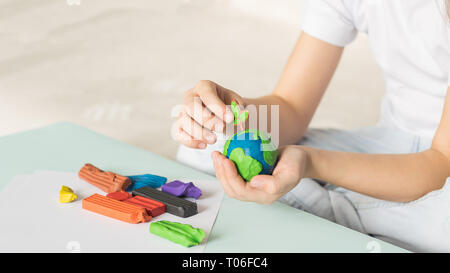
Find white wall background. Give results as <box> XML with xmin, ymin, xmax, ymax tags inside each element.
<box><xmin>0</xmin><ymin>0</ymin><xmax>384</xmax><ymax>159</ymax></box>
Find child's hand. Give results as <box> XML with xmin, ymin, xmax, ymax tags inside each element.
<box><xmin>211</xmin><ymin>145</ymin><xmax>309</xmax><ymax>204</ymax></box>
<box><xmin>173</xmin><ymin>80</ymin><xmax>244</xmax><ymax>149</ymax></box>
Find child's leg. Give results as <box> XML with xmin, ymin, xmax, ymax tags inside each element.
<box><xmin>335</xmin><ymin>132</ymin><xmax>450</xmax><ymax>252</ymax></box>
<box><xmin>343</xmin><ymin>177</ymin><xmax>450</xmax><ymax>252</ymax></box>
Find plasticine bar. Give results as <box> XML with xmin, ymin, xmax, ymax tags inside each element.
<box><xmin>127</xmin><ymin>174</ymin><xmax>167</xmax><ymax>191</ymax></box>
<box><xmin>106</xmin><ymin>191</ymin><xmax>166</xmax><ymax>217</ymax></box>
<box><xmin>150</xmin><ymin>220</ymin><xmax>205</xmax><ymax>247</ymax></box>
<box><xmin>132</xmin><ymin>186</ymin><xmax>198</xmax><ymax>218</ymax></box>
<box><xmin>106</xmin><ymin>191</ymin><xmax>132</xmax><ymax>201</ymax></box>
<box><xmin>78</xmin><ymin>163</ymin><xmax>131</xmax><ymax>193</ymax></box>
<box><xmin>161</xmin><ymin>180</ymin><xmax>202</xmax><ymax>199</ymax></box>
<box><xmin>124</xmin><ymin>196</ymin><xmax>166</xmax><ymax>217</ymax></box>
<box><xmin>82</xmin><ymin>194</ymin><xmax>151</xmax><ymax>224</ymax></box>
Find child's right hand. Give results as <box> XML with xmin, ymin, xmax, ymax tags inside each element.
<box><xmin>172</xmin><ymin>80</ymin><xmax>244</xmax><ymax>149</ymax></box>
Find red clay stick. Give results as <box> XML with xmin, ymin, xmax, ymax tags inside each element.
<box><xmin>124</xmin><ymin>196</ymin><xmax>166</xmax><ymax>217</ymax></box>
<box><xmin>106</xmin><ymin>191</ymin><xmax>132</xmax><ymax>201</ymax></box>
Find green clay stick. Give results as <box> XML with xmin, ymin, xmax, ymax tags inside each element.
<box><xmin>150</xmin><ymin>220</ymin><xmax>206</xmax><ymax>247</ymax></box>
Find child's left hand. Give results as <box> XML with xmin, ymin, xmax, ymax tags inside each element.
<box><xmin>211</xmin><ymin>145</ymin><xmax>309</xmax><ymax>204</ymax></box>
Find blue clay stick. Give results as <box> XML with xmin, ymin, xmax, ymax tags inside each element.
<box><xmin>127</xmin><ymin>174</ymin><xmax>167</xmax><ymax>191</ymax></box>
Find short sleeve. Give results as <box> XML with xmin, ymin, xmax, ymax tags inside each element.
<box><xmin>301</xmin><ymin>0</ymin><xmax>358</xmax><ymax>47</ymax></box>
<box><xmin>447</xmin><ymin>69</ymin><xmax>450</xmax><ymax>87</ymax></box>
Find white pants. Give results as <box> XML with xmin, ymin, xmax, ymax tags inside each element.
<box><xmin>176</xmin><ymin>126</ymin><xmax>450</xmax><ymax>252</ymax></box>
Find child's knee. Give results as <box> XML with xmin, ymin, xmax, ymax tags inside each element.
<box><xmin>353</xmin><ymin>178</ymin><xmax>450</xmax><ymax>252</ymax></box>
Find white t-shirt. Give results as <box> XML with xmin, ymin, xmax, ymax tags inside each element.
<box><xmin>302</xmin><ymin>0</ymin><xmax>450</xmax><ymax>139</ymax></box>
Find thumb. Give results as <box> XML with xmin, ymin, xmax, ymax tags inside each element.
<box><xmin>216</xmin><ymin>84</ymin><xmax>246</xmax><ymax>122</ymax></box>
<box><xmin>249</xmin><ymin>175</ymin><xmax>279</xmax><ymax>194</ymax></box>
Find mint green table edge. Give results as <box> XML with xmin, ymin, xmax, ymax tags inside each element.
<box><xmin>0</xmin><ymin>122</ymin><xmax>408</xmax><ymax>253</ymax></box>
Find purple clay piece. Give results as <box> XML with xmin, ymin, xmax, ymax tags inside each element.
<box><xmin>161</xmin><ymin>180</ymin><xmax>202</xmax><ymax>199</ymax></box>
<box><xmin>162</xmin><ymin>180</ymin><xmax>190</xmax><ymax>197</ymax></box>
<box><xmin>185</xmin><ymin>184</ymin><xmax>202</xmax><ymax>199</ymax></box>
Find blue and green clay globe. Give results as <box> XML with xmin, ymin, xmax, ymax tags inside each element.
<box><xmin>223</xmin><ymin>129</ymin><xmax>278</xmax><ymax>181</ymax></box>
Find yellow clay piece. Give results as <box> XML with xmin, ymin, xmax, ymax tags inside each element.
<box><xmin>59</xmin><ymin>185</ymin><xmax>78</xmax><ymax>203</ymax></box>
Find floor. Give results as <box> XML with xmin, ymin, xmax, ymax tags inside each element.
<box><xmin>0</xmin><ymin>0</ymin><xmax>385</xmax><ymax>160</ymax></box>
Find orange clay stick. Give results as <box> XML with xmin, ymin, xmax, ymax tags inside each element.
<box><xmin>82</xmin><ymin>194</ymin><xmax>151</xmax><ymax>224</ymax></box>
<box><xmin>78</xmin><ymin>163</ymin><xmax>131</xmax><ymax>193</ymax></box>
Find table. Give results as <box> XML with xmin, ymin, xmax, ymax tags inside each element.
<box><xmin>0</xmin><ymin>122</ymin><xmax>407</xmax><ymax>252</ymax></box>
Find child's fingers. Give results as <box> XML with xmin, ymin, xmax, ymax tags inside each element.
<box><xmin>212</xmin><ymin>152</ymin><xmax>238</xmax><ymax>198</ymax></box>
<box><xmin>179</xmin><ymin>114</ymin><xmax>216</xmax><ymax>144</ymax></box>
<box><xmin>203</xmin><ymin>115</ymin><xmax>225</xmax><ymax>133</ymax></box>
<box><xmin>193</xmin><ymin>80</ymin><xmax>234</xmax><ymax>123</ymax></box>
<box><xmin>250</xmin><ymin>175</ymin><xmax>280</xmax><ymax>195</ymax></box>
<box><xmin>172</xmin><ymin>125</ymin><xmax>207</xmax><ymax>149</ymax></box>
<box><xmin>213</xmin><ymin>153</ymin><xmax>280</xmax><ymax>204</ymax></box>
<box><xmin>220</xmin><ymin>157</ymin><xmax>253</xmax><ymax>201</ymax></box>
<box><xmin>221</xmin><ymin>88</ymin><xmax>246</xmax><ymax>109</ymax></box>
<box><xmin>271</xmin><ymin>146</ymin><xmax>305</xmax><ymax>177</ymax></box>
<box><xmin>213</xmin><ymin>153</ymin><xmax>264</xmax><ymax>201</ymax></box>
<box><xmin>184</xmin><ymin>92</ymin><xmax>226</xmax><ymax>133</ymax></box>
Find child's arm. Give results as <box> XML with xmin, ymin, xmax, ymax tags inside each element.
<box><xmin>244</xmin><ymin>32</ymin><xmax>344</xmax><ymax>146</ymax></box>
<box><xmin>303</xmin><ymin>87</ymin><xmax>450</xmax><ymax>202</ymax></box>
<box><xmin>212</xmin><ymin>88</ymin><xmax>450</xmax><ymax>204</ymax></box>
<box><xmin>173</xmin><ymin>33</ymin><xmax>343</xmax><ymax>148</ymax></box>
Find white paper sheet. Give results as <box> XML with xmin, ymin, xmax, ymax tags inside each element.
<box><xmin>0</xmin><ymin>171</ymin><xmax>224</xmax><ymax>253</ymax></box>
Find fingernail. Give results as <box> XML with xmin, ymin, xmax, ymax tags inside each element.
<box><xmin>211</xmin><ymin>152</ymin><xmax>221</xmax><ymax>162</ymax></box>
<box><xmin>250</xmin><ymin>178</ymin><xmax>264</xmax><ymax>188</ymax></box>
<box><xmin>225</xmin><ymin>113</ymin><xmax>234</xmax><ymax>123</ymax></box>
<box><xmin>206</xmin><ymin>134</ymin><xmax>216</xmax><ymax>143</ymax></box>
<box><xmin>198</xmin><ymin>143</ymin><xmax>206</xmax><ymax>149</ymax></box>
<box><xmin>215</xmin><ymin>122</ymin><xmax>224</xmax><ymax>132</ymax></box>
